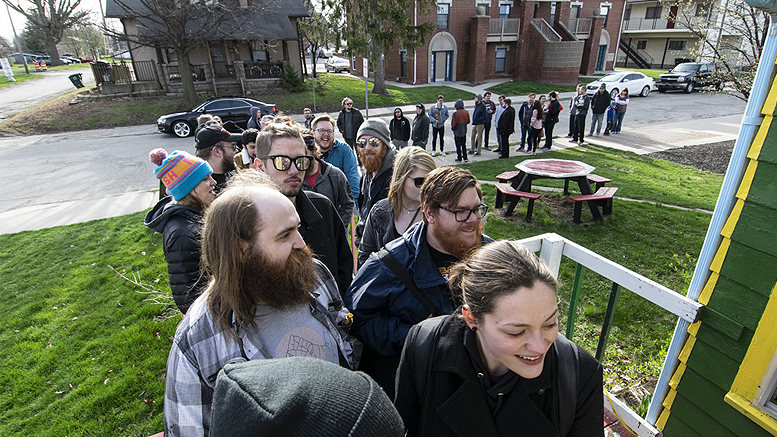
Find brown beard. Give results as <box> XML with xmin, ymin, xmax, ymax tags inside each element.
<box><xmin>360</xmin><ymin>144</ymin><xmax>387</xmax><ymax>173</ymax></box>
<box><xmin>240</xmin><ymin>246</ymin><xmax>318</xmax><ymax>309</ymax></box>
<box><xmin>431</xmin><ymin>219</ymin><xmax>483</xmax><ymax>259</ymax></box>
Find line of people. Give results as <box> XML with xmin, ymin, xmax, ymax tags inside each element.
<box><xmin>144</xmin><ymin>101</ymin><xmax>605</xmax><ymax>437</ymax></box>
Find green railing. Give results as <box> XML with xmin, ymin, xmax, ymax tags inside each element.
<box><xmin>519</xmin><ymin>233</ymin><xmax>703</xmax><ymax>437</ymax></box>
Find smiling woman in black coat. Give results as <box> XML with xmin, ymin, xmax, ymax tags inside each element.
<box><xmin>395</xmin><ymin>240</ymin><xmax>603</xmax><ymax>437</ymax></box>
<box><xmin>144</xmin><ymin>149</ymin><xmax>217</xmax><ymax>314</ymax></box>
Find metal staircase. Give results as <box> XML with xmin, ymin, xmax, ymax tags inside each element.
<box><xmin>619</xmin><ymin>39</ymin><xmax>653</xmax><ymax>69</ymax></box>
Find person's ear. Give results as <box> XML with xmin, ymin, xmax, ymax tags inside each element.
<box><xmin>253</xmin><ymin>157</ymin><xmax>264</xmax><ymax>172</ymax></box>
<box><xmin>462</xmin><ymin>305</ymin><xmax>478</xmax><ymax>330</ymax></box>
<box><xmin>212</xmin><ymin>145</ymin><xmax>222</xmax><ymax>158</ymax></box>
<box><xmin>423</xmin><ymin>205</ymin><xmax>436</xmax><ymax>224</ymax></box>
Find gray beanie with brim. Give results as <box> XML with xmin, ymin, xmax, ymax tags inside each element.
<box><xmin>356</xmin><ymin>118</ymin><xmax>392</xmax><ymax>147</ymax></box>
<box><xmin>210</xmin><ymin>357</ymin><xmax>404</xmax><ymax>437</ymax></box>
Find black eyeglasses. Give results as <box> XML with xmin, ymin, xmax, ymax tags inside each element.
<box><xmin>314</xmin><ymin>128</ymin><xmax>334</xmax><ymax>135</ymax></box>
<box><xmin>261</xmin><ymin>155</ymin><xmax>314</xmax><ymax>172</ymax></box>
<box><xmin>439</xmin><ymin>204</ymin><xmax>489</xmax><ymax>222</ymax></box>
<box><xmin>411</xmin><ymin>177</ymin><xmax>425</xmax><ymax>188</ymax></box>
<box><xmin>356</xmin><ymin>138</ymin><xmax>382</xmax><ymax>149</ymax></box>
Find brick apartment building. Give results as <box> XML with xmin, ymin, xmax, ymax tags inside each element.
<box><xmin>353</xmin><ymin>0</ymin><xmax>627</xmax><ymax>86</ymax></box>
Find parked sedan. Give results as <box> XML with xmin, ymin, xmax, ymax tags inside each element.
<box><xmin>157</xmin><ymin>97</ymin><xmax>277</xmax><ymax>138</ymax></box>
<box><xmin>586</xmin><ymin>71</ymin><xmax>655</xmax><ymax>98</ymax></box>
<box><xmin>325</xmin><ymin>57</ymin><xmax>351</xmax><ymax>73</ymax></box>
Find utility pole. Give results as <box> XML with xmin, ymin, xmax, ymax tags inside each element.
<box><xmin>6</xmin><ymin>2</ymin><xmax>29</xmax><ymax>74</ymax></box>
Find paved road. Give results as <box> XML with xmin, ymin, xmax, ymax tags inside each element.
<box><xmin>0</xmin><ymin>88</ymin><xmax>746</xmax><ymax>234</ymax></box>
<box><xmin>0</xmin><ymin>65</ymin><xmax>95</xmax><ymax>122</ymax></box>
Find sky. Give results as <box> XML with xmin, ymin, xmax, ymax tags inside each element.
<box><xmin>1</xmin><ymin>0</ymin><xmax>106</xmax><ymax>48</ymax></box>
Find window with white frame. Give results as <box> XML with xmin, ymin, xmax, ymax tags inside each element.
<box><xmin>645</xmin><ymin>6</ymin><xmax>662</xmax><ymax>19</ymax></box>
<box><xmin>495</xmin><ymin>47</ymin><xmax>507</xmax><ymax>72</ymax></box>
<box><xmin>668</xmin><ymin>40</ymin><xmax>686</xmax><ymax>50</ymax></box>
<box><xmin>599</xmin><ymin>2</ymin><xmax>611</xmax><ymax>27</ymax></box>
<box><xmin>437</xmin><ymin>3</ymin><xmax>450</xmax><ymax>30</ymax></box>
<box><xmin>636</xmin><ymin>40</ymin><xmax>647</xmax><ymax>50</ymax></box>
<box><xmin>499</xmin><ymin>3</ymin><xmax>511</xmax><ymax>18</ymax></box>
<box><xmin>695</xmin><ymin>3</ymin><xmax>710</xmax><ymax>17</ymax></box>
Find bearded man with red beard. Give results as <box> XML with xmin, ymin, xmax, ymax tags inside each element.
<box><xmin>355</xmin><ymin>119</ymin><xmax>397</xmax><ymax>241</ymax></box>
<box><xmin>345</xmin><ymin>166</ymin><xmax>493</xmax><ymax>398</ymax></box>
<box><xmin>163</xmin><ymin>180</ymin><xmax>354</xmax><ymax>437</ymax></box>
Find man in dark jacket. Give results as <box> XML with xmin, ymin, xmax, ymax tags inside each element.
<box><xmin>517</xmin><ymin>93</ymin><xmax>535</xmax><ymax>151</ymax></box>
<box><xmin>543</xmin><ymin>91</ymin><xmax>561</xmax><ymax>150</ymax></box>
<box><xmin>481</xmin><ymin>91</ymin><xmax>497</xmax><ymax>150</ymax></box>
<box><xmin>254</xmin><ymin>122</ymin><xmax>354</xmax><ymax>296</ymax></box>
<box><xmin>389</xmin><ymin>107</ymin><xmax>411</xmax><ymax>149</ymax></box>
<box><xmin>355</xmin><ymin>119</ymin><xmax>397</xmax><ymax>240</ymax></box>
<box><xmin>345</xmin><ymin>167</ymin><xmax>493</xmax><ymax>399</ymax></box>
<box><xmin>470</xmin><ymin>94</ymin><xmax>487</xmax><ymax>155</ymax></box>
<box><xmin>336</xmin><ymin>97</ymin><xmax>364</xmax><ymax>155</ymax></box>
<box><xmin>497</xmin><ymin>98</ymin><xmax>516</xmax><ymax>159</ymax></box>
<box><xmin>411</xmin><ymin>104</ymin><xmax>430</xmax><ymax>149</ymax></box>
<box><xmin>589</xmin><ymin>83</ymin><xmax>611</xmax><ymax>136</ymax></box>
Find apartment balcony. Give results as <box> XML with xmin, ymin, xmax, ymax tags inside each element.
<box><xmin>567</xmin><ymin>17</ymin><xmax>592</xmax><ymax>39</ymax></box>
<box><xmin>487</xmin><ymin>18</ymin><xmax>520</xmax><ymax>42</ymax></box>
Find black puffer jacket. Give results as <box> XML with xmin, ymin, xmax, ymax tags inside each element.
<box><xmin>144</xmin><ymin>197</ymin><xmax>207</xmax><ymax>314</ymax></box>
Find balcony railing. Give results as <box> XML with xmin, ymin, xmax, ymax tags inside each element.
<box><xmin>567</xmin><ymin>17</ymin><xmax>593</xmax><ymax>37</ymax></box>
<box><xmin>521</xmin><ymin>233</ymin><xmax>703</xmax><ymax>437</ymax></box>
<box><xmin>533</xmin><ymin>18</ymin><xmax>562</xmax><ymax>42</ymax></box>
<box><xmin>623</xmin><ymin>18</ymin><xmax>670</xmax><ymax>30</ymax></box>
<box><xmin>488</xmin><ymin>18</ymin><xmax>520</xmax><ymax>37</ymax></box>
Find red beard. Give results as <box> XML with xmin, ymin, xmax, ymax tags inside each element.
<box><xmin>431</xmin><ymin>220</ymin><xmax>483</xmax><ymax>259</ymax></box>
<box><xmin>360</xmin><ymin>144</ymin><xmax>387</xmax><ymax>173</ymax></box>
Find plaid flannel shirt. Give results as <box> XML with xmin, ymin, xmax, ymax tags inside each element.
<box><xmin>163</xmin><ymin>260</ymin><xmax>352</xmax><ymax>437</ymax></box>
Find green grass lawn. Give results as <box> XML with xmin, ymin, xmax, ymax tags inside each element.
<box><xmin>0</xmin><ymin>146</ymin><xmax>721</xmax><ymax>435</ymax></box>
<box><xmin>485</xmin><ymin>80</ymin><xmax>578</xmax><ymax>97</ymax></box>
<box><xmin>615</xmin><ymin>67</ymin><xmax>667</xmax><ymax>80</ymax></box>
<box><xmin>0</xmin><ymin>73</ymin><xmax>45</xmax><ymax>88</ymax></box>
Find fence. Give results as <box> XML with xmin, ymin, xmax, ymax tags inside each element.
<box><xmin>533</xmin><ymin>18</ymin><xmax>562</xmax><ymax>42</ymax></box>
<box><xmin>521</xmin><ymin>233</ymin><xmax>703</xmax><ymax>437</ymax></box>
<box><xmin>567</xmin><ymin>18</ymin><xmax>593</xmax><ymax>37</ymax></box>
<box><xmin>488</xmin><ymin>18</ymin><xmax>520</xmax><ymax>37</ymax></box>
<box><xmin>90</xmin><ymin>60</ymin><xmax>160</xmax><ymax>85</ymax></box>
<box><xmin>243</xmin><ymin>61</ymin><xmax>284</xmax><ymax>79</ymax></box>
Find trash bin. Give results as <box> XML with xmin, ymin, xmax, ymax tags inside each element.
<box><xmin>68</xmin><ymin>73</ymin><xmax>84</xmax><ymax>89</ymax></box>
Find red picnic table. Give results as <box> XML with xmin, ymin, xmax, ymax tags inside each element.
<box><xmin>503</xmin><ymin>159</ymin><xmax>605</xmax><ymax>222</ymax></box>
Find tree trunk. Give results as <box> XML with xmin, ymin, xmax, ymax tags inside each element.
<box><xmin>177</xmin><ymin>51</ymin><xmax>198</xmax><ymax>108</ymax></box>
<box><xmin>372</xmin><ymin>52</ymin><xmax>388</xmax><ymax>94</ymax></box>
<box><xmin>45</xmin><ymin>35</ymin><xmax>61</xmax><ymax>66</ymax></box>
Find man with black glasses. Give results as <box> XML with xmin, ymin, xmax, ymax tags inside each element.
<box><xmin>195</xmin><ymin>124</ymin><xmax>241</xmax><ymax>192</ymax></box>
<box><xmin>311</xmin><ymin>114</ymin><xmax>360</xmax><ymax>210</ymax></box>
<box><xmin>345</xmin><ymin>166</ymin><xmax>493</xmax><ymax>398</ymax></box>
<box><xmin>254</xmin><ymin>122</ymin><xmax>353</xmax><ymax>296</ymax></box>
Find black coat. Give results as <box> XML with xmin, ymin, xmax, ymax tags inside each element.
<box><xmin>144</xmin><ymin>197</ymin><xmax>207</xmax><ymax>314</ymax></box>
<box><xmin>412</xmin><ymin>112</ymin><xmax>431</xmax><ymax>146</ymax></box>
<box><xmin>497</xmin><ymin>105</ymin><xmax>516</xmax><ymax>135</ymax></box>
<box><xmin>390</xmin><ymin>112</ymin><xmax>411</xmax><ymax>142</ymax></box>
<box><xmin>591</xmin><ymin>91</ymin><xmax>612</xmax><ymax>114</ymax></box>
<box><xmin>546</xmin><ymin>100</ymin><xmax>561</xmax><ymax>123</ymax></box>
<box><xmin>297</xmin><ymin>190</ymin><xmax>354</xmax><ymax>297</ymax></box>
<box><xmin>395</xmin><ymin>317</ymin><xmax>604</xmax><ymax>437</ymax></box>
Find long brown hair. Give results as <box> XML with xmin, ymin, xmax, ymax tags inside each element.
<box><xmin>449</xmin><ymin>240</ymin><xmax>557</xmax><ymax>322</ymax></box>
<box><xmin>387</xmin><ymin>147</ymin><xmax>436</xmax><ymax>218</ymax></box>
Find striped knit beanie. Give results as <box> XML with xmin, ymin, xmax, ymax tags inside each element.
<box><xmin>149</xmin><ymin>149</ymin><xmax>212</xmax><ymax>201</ymax></box>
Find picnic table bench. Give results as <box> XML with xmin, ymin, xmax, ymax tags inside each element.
<box><xmin>569</xmin><ymin>186</ymin><xmax>618</xmax><ymax>223</ymax></box>
<box><xmin>494</xmin><ymin>183</ymin><xmax>541</xmax><ymax>221</ymax></box>
<box><xmin>563</xmin><ymin>173</ymin><xmax>611</xmax><ymax>194</ymax></box>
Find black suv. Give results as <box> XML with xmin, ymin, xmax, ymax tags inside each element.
<box><xmin>157</xmin><ymin>97</ymin><xmax>277</xmax><ymax>138</ymax></box>
<box><xmin>657</xmin><ymin>63</ymin><xmax>722</xmax><ymax>94</ymax></box>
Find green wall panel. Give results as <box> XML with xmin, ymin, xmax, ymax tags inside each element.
<box><xmin>695</xmin><ymin>325</ymin><xmax>752</xmax><ymax>362</ymax></box>
<box><xmin>746</xmin><ymin>161</ymin><xmax>777</xmax><ymax>209</ymax></box>
<box><xmin>707</xmin><ymin>275</ymin><xmax>769</xmax><ymax>331</ymax></box>
<box><xmin>663</xmin><ymin>414</ymin><xmax>704</xmax><ymax>437</ymax></box>
<box><xmin>758</xmin><ymin>126</ymin><xmax>777</xmax><ymax>165</ymax></box>
<box><xmin>719</xmin><ymin>240</ymin><xmax>777</xmax><ymax>296</ymax></box>
<box><xmin>667</xmin><ymin>395</ymin><xmax>743</xmax><ymax>437</ymax></box>
<box><xmin>699</xmin><ymin>306</ymin><xmax>745</xmax><ymax>341</ymax></box>
<box><xmin>685</xmin><ymin>339</ymin><xmax>739</xmax><ymax>389</ymax></box>
<box><xmin>730</xmin><ymin>202</ymin><xmax>777</xmax><ymax>258</ymax></box>
<box><xmin>676</xmin><ymin>368</ymin><xmax>771</xmax><ymax>437</ymax></box>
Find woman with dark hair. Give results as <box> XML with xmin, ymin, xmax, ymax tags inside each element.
<box><xmin>358</xmin><ymin>146</ymin><xmax>437</xmax><ymax>268</ymax></box>
<box><xmin>395</xmin><ymin>240</ymin><xmax>604</xmax><ymax>437</ymax></box>
<box><xmin>526</xmin><ymin>100</ymin><xmax>544</xmax><ymax>155</ymax></box>
<box><xmin>612</xmin><ymin>88</ymin><xmax>630</xmax><ymax>134</ymax></box>
<box><xmin>145</xmin><ymin>149</ymin><xmax>216</xmax><ymax>314</ymax></box>
<box><xmin>543</xmin><ymin>92</ymin><xmax>561</xmax><ymax>150</ymax></box>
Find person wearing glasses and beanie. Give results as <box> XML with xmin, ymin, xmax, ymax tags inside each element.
<box><xmin>357</xmin><ymin>146</ymin><xmax>437</xmax><ymax>269</ymax></box>
<box><xmin>355</xmin><ymin>118</ymin><xmax>397</xmax><ymax>240</ymax></box>
<box><xmin>345</xmin><ymin>167</ymin><xmax>493</xmax><ymax>399</ymax></box>
<box><xmin>145</xmin><ymin>149</ymin><xmax>216</xmax><ymax>314</ymax></box>
<box><xmin>253</xmin><ymin>122</ymin><xmax>354</xmax><ymax>296</ymax></box>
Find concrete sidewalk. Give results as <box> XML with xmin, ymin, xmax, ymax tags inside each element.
<box><xmin>0</xmin><ymin>102</ymin><xmax>742</xmax><ymax>235</ymax></box>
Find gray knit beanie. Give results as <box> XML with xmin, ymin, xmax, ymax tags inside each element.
<box><xmin>356</xmin><ymin>118</ymin><xmax>391</xmax><ymax>147</ymax></box>
<box><xmin>210</xmin><ymin>357</ymin><xmax>404</xmax><ymax>437</ymax></box>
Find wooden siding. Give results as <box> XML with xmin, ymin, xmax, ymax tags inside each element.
<box><xmin>657</xmin><ymin>80</ymin><xmax>777</xmax><ymax>436</ymax></box>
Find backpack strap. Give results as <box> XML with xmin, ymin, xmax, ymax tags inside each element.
<box><xmin>410</xmin><ymin>315</ymin><xmax>447</xmax><ymax>401</ymax></box>
<box><xmin>377</xmin><ymin>249</ymin><xmax>439</xmax><ymax>317</ymax></box>
<box><xmin>554</xmin><ymin>333</ymin><xmax>580</xmax><ymax>437</ymax></box>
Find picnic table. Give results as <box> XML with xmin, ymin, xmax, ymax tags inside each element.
<box><xmin>503</xmin><ymin>159</ymin><xmax>604</xmax><ymax>222</ymax></box>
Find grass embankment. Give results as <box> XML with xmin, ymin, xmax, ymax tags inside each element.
<box><xmin>0</xmin><ymin>144</ymin><xmax>722</xmax><ymax>435</ymax></box>
<box><xmin>485</xmin><ymin>80</ymin><xmax>578</xmax><ymax>96</ymax></box>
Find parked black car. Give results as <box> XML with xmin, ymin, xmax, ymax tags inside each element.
<box><xmin>657</xmin><ymin>63</ymin><xmax>722</xmax><ymax>94</ymax></box>
<box><xmin>157</xmin><ymin>97</ymin><xmax>278</xmax><ymax>138</ymax></box>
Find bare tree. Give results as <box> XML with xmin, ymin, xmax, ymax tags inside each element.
<box><xmin>299</xmin><ymin>2</ymin><xmax>340</xmax><ymax>78</ymax></box>
<box><xmin>672</xmin><ymin>0</ymin><xmax>770</xmax><ymax>100</ymax></box>
<box><xmin>63</xmin><ymin>19</ymin><xmax>104</xmax><ymax>59</ymax></box>
<box><xmin>2</xmin><ymin>0</ymin><xmax>89</xmax><ymax>65</ymax></box>
<box><xmin>338</xmin><ymin>0</ymin><xmax>435</xmax><ymax>94</ymax></box>
<box><xmin>0</xmin><ymin>35</ymin><xmax>12</xmax><ymax>57</ymax></box>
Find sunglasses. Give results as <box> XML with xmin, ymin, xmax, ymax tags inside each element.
<box><xmin>356</xmin><ymin>138</ymin><xmax>382</xmax><ymax>149</ymax></box>
<box><xmin>262</xmin><ymin>155</ymin><xmax>314</xmax><ymax>172</ymax></box>
<box><xmin>344</xmin><ymin>102</ymin><xmax>353</xmax><ymax>106</ymax></box>
<box><xmin>411</xmin><ymin>177</ymin><xmax>425</xmax><ymax>188</ymax></box>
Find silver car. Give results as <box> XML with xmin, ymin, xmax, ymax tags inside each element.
<box><xmin>325</xmin><ymin>57</ymin><xmax>351</xmax><ymax>73</ymax></box>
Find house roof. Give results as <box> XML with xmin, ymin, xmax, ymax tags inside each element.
<box><xmin>106</xmin><ymin>0</ymin><xmax>309</xmax><ymax>40</ymax></box>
